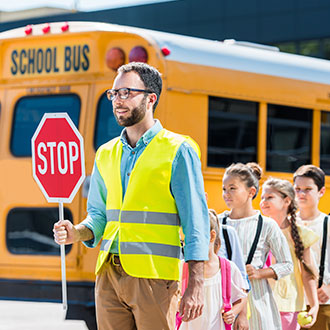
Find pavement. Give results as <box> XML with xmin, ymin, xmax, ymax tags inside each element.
<box><xmin>0</xmin><ymin>300</ymin><xmax>89</xmax><ymax>330</ymax></box>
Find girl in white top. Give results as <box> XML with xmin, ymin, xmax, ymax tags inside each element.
<box><xmin>260</xmin><ymin>178</ymin><xmax>319</xmax><ymax>329</ymax></box>
<box><xmin>219</xmin><ymin>162</ymin><xmax>293</xmax><ymax>330</ymax></box>
<box><xmin>294</xmin><ymin>165</ymin><xmax>330</xmax><ymax>329</ymax></box>
<box><xmin>181</xmin><ymin>209</ymin><xmax>247</xmax><ymax>330</ymax></box>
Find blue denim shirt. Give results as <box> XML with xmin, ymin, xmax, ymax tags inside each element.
<box><xmin>81</xmin><ymin>120</ymin><xmax>209</xmax><ymax>261</ymax></box>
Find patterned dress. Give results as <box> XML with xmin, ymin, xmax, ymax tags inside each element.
<box><xmin>219</xmin><ymin>211</ymin><xmax>293</xmax><ymax>330</ymax></box>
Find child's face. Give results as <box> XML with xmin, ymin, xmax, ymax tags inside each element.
<box><xmin>260</xmin><ymin>186</ymin><xmax>289</xmax><ymax>219</ymax></box>
<box><xmin>294</xmin><ymin>176</ymin><xmax>324</xmax><ymax>210</ymax></box>
<box><xmin>222</xmin><ymin>174</ymin><xmax>254</xmax><ymax>209</ymax></box>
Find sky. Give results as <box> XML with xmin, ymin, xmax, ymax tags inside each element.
<box><xmin>0</xmin><ymin>0</ymin><xmax>175</xmax><ymax>12</ymax></box>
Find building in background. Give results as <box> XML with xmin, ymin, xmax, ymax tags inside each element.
<box><xmin>0</xmin><ymin>0</ymin><xmax>329</xmax><ymax>59</ymax></box>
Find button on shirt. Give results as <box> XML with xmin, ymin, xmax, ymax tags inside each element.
<box><xmin>81</xmin><ymin>120</ymin><xmax>209</xmax><ymax>262</ymax></box>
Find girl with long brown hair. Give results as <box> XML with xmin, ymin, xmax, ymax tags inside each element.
<box><xmin>260</xmin><ymin>178</ymin><xmax>319</xmax><ymax>329</ymax></box>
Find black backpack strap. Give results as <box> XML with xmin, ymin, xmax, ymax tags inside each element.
<box><xmin>222</xmin><ymin>216</ymin><xmax>232</xmax><ymax>260</ymax></box>
<box><xmin>246</xmin><ymin>214</ymin><xmax>263</xmax><ymax>265</ymax></box>
<box><xmin>318</xmin><ymin>216</ymin><xmax>328</xmax><ymax>288</ymax></box>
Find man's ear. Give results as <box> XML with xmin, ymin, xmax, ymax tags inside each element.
<box><xmin>148</xmin><ymin>93</ymin><xmax>157</xmax><ymax>109</ymax></box>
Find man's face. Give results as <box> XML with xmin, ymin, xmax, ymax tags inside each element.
<box><xmin>111</xmin><ymin>71</ymin><xmax>148</xmax><ymax>127</ymax></box>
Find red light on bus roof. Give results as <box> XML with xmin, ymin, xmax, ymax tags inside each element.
<box><xmin>25</xmin><ymin>25</ymin><xmax>33</xmax><ymax>35</ymax></box>
<box><xmin>42</xmin><ymin>23</ymin><xmax>51</xmax><ymax>34</ymax></box>
<box><xmin>106</xmin><ymin>47</ymin><xmax>125</xmax><ymax>71</ymax></box>
<box><xmin>129</xmin><ymin>46</ymin><xmax>148</xmax><ymax>63</ymax></box>
<box><xmin>161</xmin><ymin>47</ymin><xmax>171</xmax><ymax>56</ymax></box>
<box><xmin>61</xmin><ymin>22</ymin><xmax>69</xmax><ymax>32</ymax></box>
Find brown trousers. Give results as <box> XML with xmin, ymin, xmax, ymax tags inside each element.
<box><xmin>304</xmin><ymin>305</ymin><xmax>330</xmax><ymax>330</ymax></box>
<box><xmin>95</xmin><ymin>256</ymin><xmax>180</xmax><ymax>330</ymax></box>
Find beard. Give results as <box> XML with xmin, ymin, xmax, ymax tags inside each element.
<box><xmin>113</xmin><ymin>96</ymin><xmax>147</xmax><ymax>127</ymax></box>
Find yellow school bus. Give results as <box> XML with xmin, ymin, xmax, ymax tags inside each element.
<box><xmin>0</xmin><ymin>21</ymin><xmax>330</xmax><ymax>328</ymax></box>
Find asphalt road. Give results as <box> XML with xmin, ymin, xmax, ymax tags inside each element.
<box><xmin>0</xmin><ymin>300</ymin><xmax>89</xmax><ymax>330</ymax></box>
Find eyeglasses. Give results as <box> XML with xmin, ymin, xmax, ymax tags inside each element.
<box><xmin>106</xmin><ymin>87</ymin><xmax>153</xmax><ymax>101</ymax></box>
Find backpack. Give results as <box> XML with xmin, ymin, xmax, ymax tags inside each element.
<box><xmin>176</xmin><ymin>256</ymin><xmax>232</xmax><ymax>330</ymax></box>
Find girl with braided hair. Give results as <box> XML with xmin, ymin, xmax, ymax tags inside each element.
<box><xmin>260</xmin><ymin>178</ymin><xmax>319</xmax><ymax>329</ymax></box>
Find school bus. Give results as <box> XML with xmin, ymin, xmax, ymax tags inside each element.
<box><xmin>1</xmin><ymin>21</ymin><xmax>330</xmax><ymax>329</ymax></box>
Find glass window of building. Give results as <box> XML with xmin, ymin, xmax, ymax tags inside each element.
<box><xmin>267</xmin><ymin>104</ymin><xmax>312</xmax><ymax>172</ymax></box>
<box><xmin>208</xmin><ymin>96</ymin><xmax>258</xmax><ymax>168</ymax></box>
<box><xmin>299</xmin><ymin>39</ymin><xmax>321</xmax><ymax>58</ymax></box>
<box><xmin>94</xmin><ymin>93</ymin><xmax>122</xmax><ymax>150</ymax></box>
<box><xmin>11</xmin><ymin>95</ymin><xmax>80</xmax><ymax>157</ymax></box>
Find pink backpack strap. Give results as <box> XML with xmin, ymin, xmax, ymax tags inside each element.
<box><xmin>219</xmin><ymin>257</ymin><xmax>232</xmax><ymax>330</ymax></box>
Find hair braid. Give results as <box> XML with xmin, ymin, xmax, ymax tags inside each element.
<box><xmin>288</xmin><ymin>203</ymin><xmax>316</xmax><ymax>278</ymax></box>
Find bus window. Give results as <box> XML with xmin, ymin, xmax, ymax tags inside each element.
<box><xmin>6</xmin><ymin>207</ymin><xmax>73</xmax><ymax>255</ymax></box>
<box><xmin>320</xmin><ymin>110</ymin><xmax>330</xmax><ymax>174</ymax></box>
<box><xmin>207</xmin><ymin>96</ymin><xmax>258</xmax><ymax>168</ymax></box>
<box><xmin>11</xmin><ymin>94</ymin><xmax>80</xmax><ymax>157</ymax></box>
<box><xmin>94</xmin><ymin>93</ymin><xmax>122</xmax><ymax>150</ymax></box>
<box><xmin>267</xmin><ymin>104</ymin><xmax>312</xmax><ymax>172</ymax></box>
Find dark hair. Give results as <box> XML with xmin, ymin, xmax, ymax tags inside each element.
<box><xmin>118</xmin><ymin>62</ymin><xmax>162</xmax><ymax>112</ymax></box>
<box><xmin>224</xmin><ymin>162</ymin><xmax>262</xmax><ymax>199</ymax></box>
<box><xmin>293</xmin><ymin>165</ymin><xmax>325</xmax><ymax>191</ymax></box>
<box><xmin>209</xmin><ymin>209</ymin><xmax>221</xmax><ymax>252</ymax></box>
<box><xmin>263</xmin><ymin>178</ymin><xmax>316</xmax><ymax>278</ymax></box>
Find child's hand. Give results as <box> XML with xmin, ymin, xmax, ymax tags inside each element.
<box><xmin>246</xmin><ymin>264</ymin><xmax>261</xmax><ymax>280</ymax></box>
<box><xmin>222</xmin><ymin>309</ymin><xmax>236</xmax><ymax>324</ymax></box>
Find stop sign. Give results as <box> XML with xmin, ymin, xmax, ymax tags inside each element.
<box><xmin>31</xmin><ymin>113</ymin><xmax>85</xmax><ymax>203</ymax></box>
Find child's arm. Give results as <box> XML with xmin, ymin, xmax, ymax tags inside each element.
<box><xmin>248</xmin><ymin>219</ymin><xmax>293</xmax><ymax>281</ymax></box>
<box><xmin>246</xmin><ymin>264</ymin><xmax>277</xmax><ymax>280</ymax></box>
<box><xmin>222</xmin><ymin>297</ymin><xmax>247</xmax><ymax>325</ymax></box>
<box><xmin>301</xmin><ymin>247</ymin><xmax>319</xmax><ymax>328</ymax></box>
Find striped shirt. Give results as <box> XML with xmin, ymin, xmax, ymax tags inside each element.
<box><xmin>219</xmin><ymin>211</ymin><xmax>293</xmax><ymax>330</ymax></box>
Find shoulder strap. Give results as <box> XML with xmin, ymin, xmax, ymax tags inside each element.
<box><xmin>318</xmin><ymin>216</ymin><xmax>328</xmax><ymax>288</ymax></box>
<box><xmin>246</xmin><ymin>214</ymin><xmax>263</xmax><ymax>265</ymax></box>
<box><xmin>219</xmin><ymin>256</ymin><xmax>231</xmax><ymax>309</ymax></box>
<box><xmin>222</xmin><ymin>217</ymin><xmax>232</xmax><ymax>260</ymax></box>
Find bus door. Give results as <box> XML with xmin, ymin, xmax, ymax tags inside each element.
<box><xmin>0</xmin><ymin>84</ymin><xmax>90</xmax><ymax>282</ymax></box>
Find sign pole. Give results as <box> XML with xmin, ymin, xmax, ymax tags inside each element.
<box><xmin>59</xmin><ymin>201</ymin><xmax>68</xmax><ymax>318</ymax></box>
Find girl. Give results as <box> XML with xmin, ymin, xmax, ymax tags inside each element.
<box><xmin>219</xmin><ymin>162</ymin><xmax>293</xmax><ymax>330</ymax></box>
<box><xmin>294</xmin><ymin>165</ymin><xmax>330</xmax><ymax>329</ymax></box>
<box><xmin>180</xmin><ymin>209</ymin><xmax>247</xmax><ymax>330</ymax></box>
<box><xmin>260</xmin><ymin>178</ymin><xmax>319</xmax><ymax>329</ymax></box>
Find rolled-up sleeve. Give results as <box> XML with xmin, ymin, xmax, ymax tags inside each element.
<box><xmin>81</xmin><ymin>161</ymin><xmax>107</xmax><ymax>248</ymax></box>
<box><xmin>171</xmin><ymin>142</ymin><xmax>209</xmax><ymax>262</ymax></box>
<box><xmin>268</xmin><ymin>221</ymin><xmax>293</xmax><ymax>280</ymax></box>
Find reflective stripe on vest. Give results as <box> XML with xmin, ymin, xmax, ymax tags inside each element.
<box><xmin>95</xmin><ymin>128</ymin><xmax>200</xmax><ymax>280</ymax></box>
<box><xmin>106</xmin><ymin>210</ymin><xmax>180</xmax><ymax>226</ymax></box>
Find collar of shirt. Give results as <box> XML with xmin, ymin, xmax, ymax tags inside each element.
<box><xmin>119</xmin><ymin>119</ymin><xmax>163</xmax><ymax>150</ymax></box>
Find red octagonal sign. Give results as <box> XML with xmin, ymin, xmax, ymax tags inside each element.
<box><xmin>31</xmin><ymin>113</ymin><xmax>85</xmax><ymax>203</ymax></box>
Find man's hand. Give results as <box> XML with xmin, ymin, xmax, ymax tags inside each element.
<box><xmin>53</xmin><ymin>220</ymin><xmax>80</xmax><ymax>245</ymax></box>
<box><xmin>318</xmin><ymin>284</ymin><xmax>330</xmax><ymax>303</ymax></box>
<box><xmin>179</xmin><ymin>261</ymin><xmax>204</xmax><ymax>322</ymax></box>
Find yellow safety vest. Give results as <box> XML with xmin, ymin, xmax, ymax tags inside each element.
<box><xmin>94</xmin><ymin>128</ymin><xmax>200</xmax><ymax>280</ymax></box>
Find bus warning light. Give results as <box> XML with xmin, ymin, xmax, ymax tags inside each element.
<box><xmin>42</xmin><ymin>24</ymin><xmax>51</xmax><ymax>34</ymax></box>
<box><xmin>129</xmin><ymin>46</ymin><xmax>148</xmax><ymax>63</ymax></box>
<box><xmin>25</xmin><ymin>25</ymin><xmax>33</xmax><ymax>35</ymax></box>
<box><xmin>61</xmin><ymin>22</ymin><xmax>69</xmax><ymax>32</ymax></box>
<box><xmin>106</xmin><ymin>47</ymin><xmax>125</xmax><ymax>71</ymax></box>
<box><xmin>161</xmin><ymin>47</ymin><xmax>171</xmax><ymax>56</ymax></box>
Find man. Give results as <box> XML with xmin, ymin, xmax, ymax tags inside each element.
<box><xmin>53</xmin><ymin>62</ymin><xmax>210</xmax><ymax>330</ymax></box>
